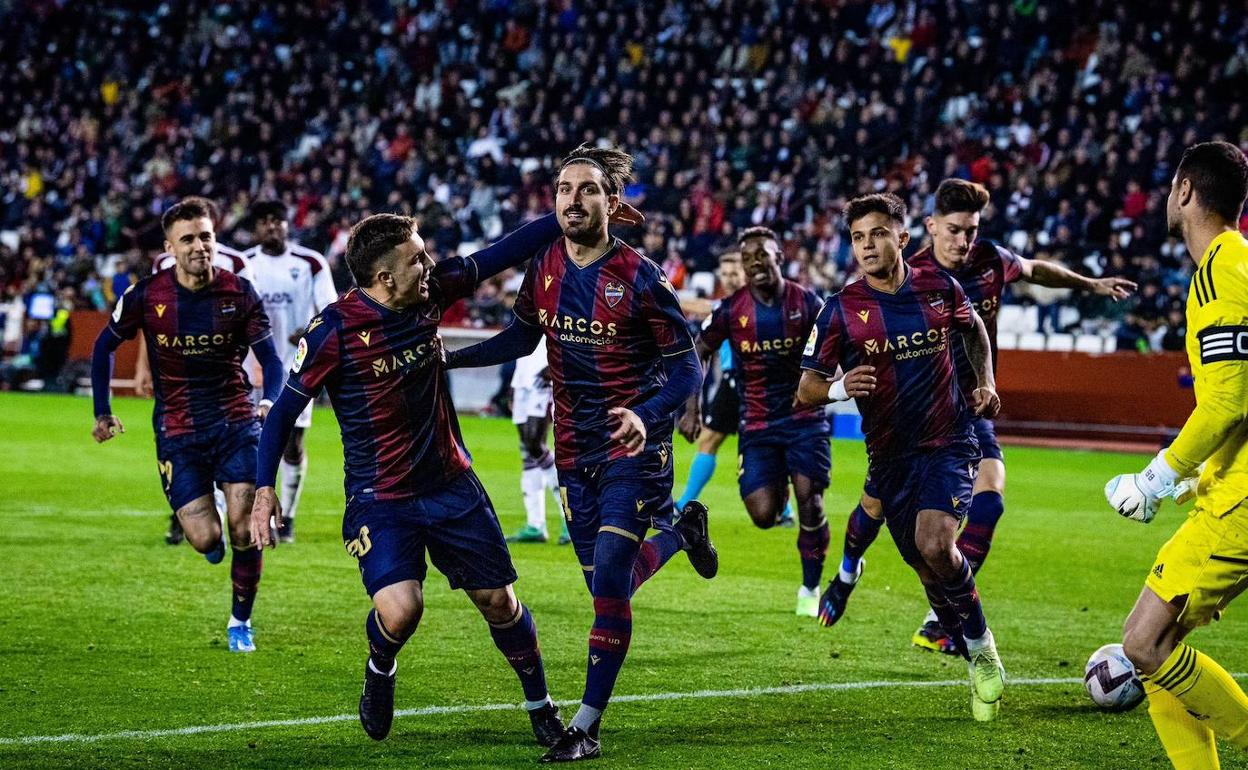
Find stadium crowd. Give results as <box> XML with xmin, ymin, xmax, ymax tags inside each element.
<box><xmin>3</xmin><ymin>0</ymin><xmax>1248</xmax><ymax>387</ymax></box>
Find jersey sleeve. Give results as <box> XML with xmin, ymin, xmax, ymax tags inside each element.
<box><xmin>698</xmin><ymin>299</ymin><xmax>730</xmax><ymax>349</ymax></box>
<box><xmin>242</xmin><ymin>280</ymin><xmax>275</xmax><ymax>345</ymax></box>
<box><xmin>642</xmin><ymin>267</ymin><xmax>695</xmax><ymax>356</ymax></box>
<box><xmin>1164</xmin><ymin>257</ymin><xmax>1248</xmax><ymax>478</ymax></box>
<box><xmin>106</xmin><ymin>283</ymin><xmax>145</xmax><ymax>340</ymax></box>
<box><xmin>801</xmin><ymin>298</ymin><xmax>843</xmax><ymax>377</ymax></box>
<box><xmin>990</xmin><ymin>241</ymin><xmax>1025</xmax><ymax>284</ymax></box>
<box><xmin>511</xmin><ymin>259</ymin><xmax>540</xmax><ymax>326</ymax></box>
<box><xmin>286</xmin><ymin>313</ymin><xmax>340</xmax><ymax>397</ymax></box>
<box><xmin>428</xmin><ymin>256</ymin><xmax>479</xmax><ymax>309</ymax></box>
<box><xmin>948</xmin><ymin>276</ymin><xmax>976</xmax><ymax>332</ymax></box>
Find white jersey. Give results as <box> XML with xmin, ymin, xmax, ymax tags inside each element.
<box><xmin>244</xmin><ymin>243</ymin><xmax>338</xmax><ymax>365</ymax></box>
<box><xmin>153</xmin><ymin>243</ymin><xmax>252</xmax><ymax>280</ymax></box>
<box><xmin>511</xmin><ymin>337</ymin><xmax>550</xmax><ymax>390</ymax></box>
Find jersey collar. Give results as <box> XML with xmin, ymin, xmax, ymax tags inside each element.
<box><xmin>1203</xmin><ymin>230</ymin><xmax>1244</xmax><ymax>268</ymax></box>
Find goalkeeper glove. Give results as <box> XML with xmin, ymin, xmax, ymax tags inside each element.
<box><xmin>1104</xmin><ymin>450</ymin><xmax>1180</xmax><ymax>523</ymax></box>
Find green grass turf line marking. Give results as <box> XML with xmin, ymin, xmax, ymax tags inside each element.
<box><xmin>8</xmin><ymin>675</ymin><xmax>1243</xmax><ymax>746</ymax></box>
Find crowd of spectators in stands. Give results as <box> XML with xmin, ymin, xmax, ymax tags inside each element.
<box><xmin>2</xmin><ymin>0</ymin><xmax>1247</xmax><ymax>386</ymax></box>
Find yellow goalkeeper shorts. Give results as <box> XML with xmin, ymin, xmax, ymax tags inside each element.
<box><xmin>1146</xmin><ymin>500</ymin><xmax>1248</xmax><ymax>629</ymax></box>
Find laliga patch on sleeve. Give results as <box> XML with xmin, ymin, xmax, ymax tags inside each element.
<box><xmin>1198</xmin><ymin>325</ymin><xmax>1248</xmax><ymax>364</ymax></box>
<box><xmin>803</xmin><ymin>328</ymin><xmax>819</xmax><ymax>357</ymax></box>
<box><xmin>292</xmin><ymin>336</ymin><xmax>308</xmax><ymax>373</ymax></box>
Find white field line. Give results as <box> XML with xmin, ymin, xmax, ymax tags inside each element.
<box><xmin>0</xmin><ymin>675</ymin><xmax>1091</xmax><ymax>747</ymax></box>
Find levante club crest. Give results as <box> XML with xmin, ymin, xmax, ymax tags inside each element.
<box><xmin>604</xmin><ymin>281</ymin><xmax>625</xmax><ymax>308</ymax></box>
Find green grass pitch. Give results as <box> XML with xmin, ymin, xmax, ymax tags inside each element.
<box><xmin>0</xmin><ymin>391</ymin><xmax>1244</xmax><ymax>769</ymax></box>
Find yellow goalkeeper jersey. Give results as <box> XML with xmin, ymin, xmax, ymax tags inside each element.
<box><xmin>1163</xmin><ymin>229</ymin><xmax>1248</xmax><ymax>516</ymax></box>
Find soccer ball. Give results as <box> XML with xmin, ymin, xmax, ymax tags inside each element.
<box><xmin>1084</xmin><ymin>643</ymin><xmax>1146</xmax><ymax>711</ymax></box>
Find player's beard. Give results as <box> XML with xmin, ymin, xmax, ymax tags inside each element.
<box><xmin>561</xmin><ymin>207</ymin><xmax>606</xmax><ymax>246</ymax></box>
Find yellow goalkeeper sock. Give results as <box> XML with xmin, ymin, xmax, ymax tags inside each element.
<box><xmin>1150</xmin><ymin>642</ymin><xmax>1248</xmax><ymax>750</ymax></box>
<box><xmin>1145</xmin><ymin>680</ymin><xmax>1220</xmax><ymax>770</ymax></box>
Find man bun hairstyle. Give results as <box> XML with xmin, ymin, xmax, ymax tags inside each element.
<box><xmin>161</xmin><ymin>196</ymin><xmax>217</xmax><ymax>235</ymax></box>
<box><xmin>559</xmin><ymin>143</ymin><xmax>634</xmax><ymax>194</ymax></box>
<box><xmin>346</xmin><ymin>214</ymin><xmax>416</xmax><ymax>287</ymax></box>
<box><xmin>934</xmin><ymin>179</ymin><xmax>991</xmax><ymax>216</ymax></box>
<box><xmin>1176</xmin><ymin>141</ymin><xmax>1248</xmax><ymax>224</ymax></box>
<box><xmin>844</xmin><ymin>193</ymin><xmax>908</xmax><ymax>228</ymax></box>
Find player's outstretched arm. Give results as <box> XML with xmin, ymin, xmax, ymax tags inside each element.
<box><xmin>466</xmin><ymin>214</ymin><xmax>562</xmax><ymax>284</ymax></box>
<box><xmin>1018</xmin><ymin>256</ymin><xmax>1137</xmax><ymax>300</ymax></box>
<box><xmin>90</xmin><ymin>328</ymin><xmax>126</xmax><ymax>443</ymax></box>
<box><xmin>445</xmin><ymin>314</ymin><xmax>543</xmax><ymax>370</ymax></box>
<box><xmin>959</xmin><ymin>312</ymin><xmax>1001</xmax><ymax>418</ymax></box>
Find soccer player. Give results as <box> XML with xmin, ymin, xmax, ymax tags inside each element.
<box><xmin>681</xmin><ymin>227</ymin><xmax>829</xmax><ymax>616</ymax></box>
<box><xmin>819</xmin><ymin>179</ymin><xmax>1137</xmax><ymax>653</ymax></box>
<box><xmin>797</xmin><ymin>192</ymin><xmax>1006</xmax><ymax>721</ymax></box>
<box><xmin>445</xmin><ymin>144</ymin><xmax>717</xmax><ymax>762</ymax></box>
<box><xmin>133</xmin><ymin>197</ymin><xmax>251</xmax><ymax>546</ymax></box>
<box><xmin>1105</xmin><ymin>141</ymin><xmax>1248</xmax><ymax>769</ymax></box>
<box><xmin>507</xmin><ymin>336</ymin><xmax>571</xmax><ymax>545</ymax></box>
<box><xmin>244</xmin><ymin>200</ymin><xmax>338</xmax><ymax>543</ymax></box>
<box><xmin>248</xmin><ymin>209</ymin><xmax>625</xmax><ymax>748</ymax></box>
<box><xmin>90</xmin><ymin>197</ymin><xmax>285</xmax><ymax>653</ymax></box>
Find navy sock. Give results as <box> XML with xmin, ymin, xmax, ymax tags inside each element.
<box><xmin>583</xmin><ymin>531</ymin><xmax>639</xmax><ymax>711</ymax></box>
<box><xmin>365</xmin><ymin>608</ymin><xmax>408</xmax><ymax>671</ymax></box>
<box><xmin>797</xmin><ymin>518</ymin><xmax>830</xmax><ymax>590</ymax></box>
<box><xmin>956</xmin><ymin>492</ymin><xmax>1004</xmax><ymax>574</ymax></box>
<box><xmin>940</xmin><ymin>555</ymin><xmax>988</xmax><ymax>640</ymax></box>
<box><xmin>922</xmin><ymin>582</ymin><xmax>964</xmax><ymax>644</ymax></box>
<box><xmin>488</xmin><ymin>604</ymin><xmax>549</xmax><ymax>704</ymax></box>
<box><xmin>840</xmin><ymin>504</ymin><xmax>883</xmax><ymax>574</ymax></box>
<box><xmin>229</xmin><ymin>547</ymin><xmax>262</xmax><ymax>623</ymax></box>
<box><xmin>630</xmin><ymin>529</ymin><xmax>682</xmax><ymax>596</ymax></box>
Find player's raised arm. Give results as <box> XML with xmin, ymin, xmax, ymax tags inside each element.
<box><xmin>445</xmin><ymin>252</ymin><xmax>549</xmax><ymax>370</ymax></box>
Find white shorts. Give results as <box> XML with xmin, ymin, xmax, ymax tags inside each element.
<box><xmin>295</xmin><ymin>399</ymin><xmax>314</xmax><ymax>429</ymax></box>
<box><xmin>512</xmin><ymin>385</ymin><xmax>552</xmax><ymax>425</ymax></box>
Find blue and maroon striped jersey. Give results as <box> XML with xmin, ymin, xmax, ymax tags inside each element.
<box><xmin>699</xmin><ymin>279</ymin><xmax>825</xmax><ymax>434</ymax></box>
<box><xmin>283</xmin><ymin>257</ymin><xmax>480</xmax><ymax>501</ymax></box>
<box><xmin>907</xmin><ymin>240</ymin><xmax>1022</xmax><ymax>393</ymax></box>
<box><xmin>513</xmin><ymin>238</ymin><xmax>694</xmax><ymax>469</ymax></box>
<box><xmin>107</xmin><ymin>268</ymin><xmax>272</xmax><ymax>437</ymax></box>
<box><xmin>801</xmin><ymin>266</ymin><xmax>977</xmax><ymax>460</ymax></box>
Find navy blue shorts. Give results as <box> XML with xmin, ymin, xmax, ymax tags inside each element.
<box><xmin>341</xmin><ymin>470</ymin><xmax>517</xmax><ymax>596</ymax></box>
<box><xmin>703</xmin><ymin>373</ymin><xmax>739</xmax><ymax>436</ymax></box>
<box><xmin>868</xmin><ymin>439</ymin><xmax>980</xmax><ymax>566</ymax></box>
<box><xmin>558</xmin><ymin>445</ymin><xmax>678</xmax><ymax>572</ymax></box>
<box><xmin>155</xmin><ymin>419</ymin><xmax>259</xmax><ymax>511</ymax></box>
<box><xmin>971</xmin><ymin>417</ymin><xmax>1002</xmax><ymax>462</ymax></box>
<box><xmin>737</xmin><ymin>420</ymin><xmax>831</xmax><ymax>498</ymax></box>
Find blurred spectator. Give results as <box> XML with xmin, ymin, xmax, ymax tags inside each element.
<box><xmin>1</xmin><ymin>0</ymin><xmax>1246</xmax><ymax>364</ymax></box>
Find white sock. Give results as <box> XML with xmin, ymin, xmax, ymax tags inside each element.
<box><xmin>279</xmin><ymin>456</ymin><xmax>308</xmax><ymax>519</ymax></box>
<box><xmin>924</xmin><ymin>608</ymin><xmax>939</xmax><ymax>624</ymax></box>
<box><xmin>521</xmin><ymin>466</ymin><xmax>547</xmax><ymax>531</ymax></box>
<box><xmin>228</xmin><ymin>615</ymin><xmax>249</xmax><ymax>628</ymax></box>
<box><xmin>570</xmin><ymin>704</ymin><xmax>603</xmax><ymax>733</ymax></box>
<box><xmin>213</xmin><ymin>487</ymin><xmax>227</xmax><ymax>517</ymax></box>
<box><xmin>966</xmin><ymin>628</ymin><xmax>994</xmax><ymax>653</ymax></box>
<box><xmin>368</xmin><ymin>659</ymin><xmax>397</xmax><ymax>677</ymax></box>
<box><xmin>524</xmin><ymin>696</ymin><xmax>553</xmax><ymax>711</ymax></box>
<box><xmin>838</xmin><ymin>565</ymin><xmax>858</xmax><ymax>584</ymax></box>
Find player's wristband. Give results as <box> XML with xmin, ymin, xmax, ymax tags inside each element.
<box><xmin>828</xmin><ymin>379</ymin><xmax>850</xmax><ymax>402</ymax></box>
<box><xmin>258</xmin><ymin>399</ymin><xmax>274</xmax><ymax>410</ymax></box>
<box><xmin>1138</xmin><ymin>450</ymin><xmax>1180</xmax><ymax>497</ymax></box>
